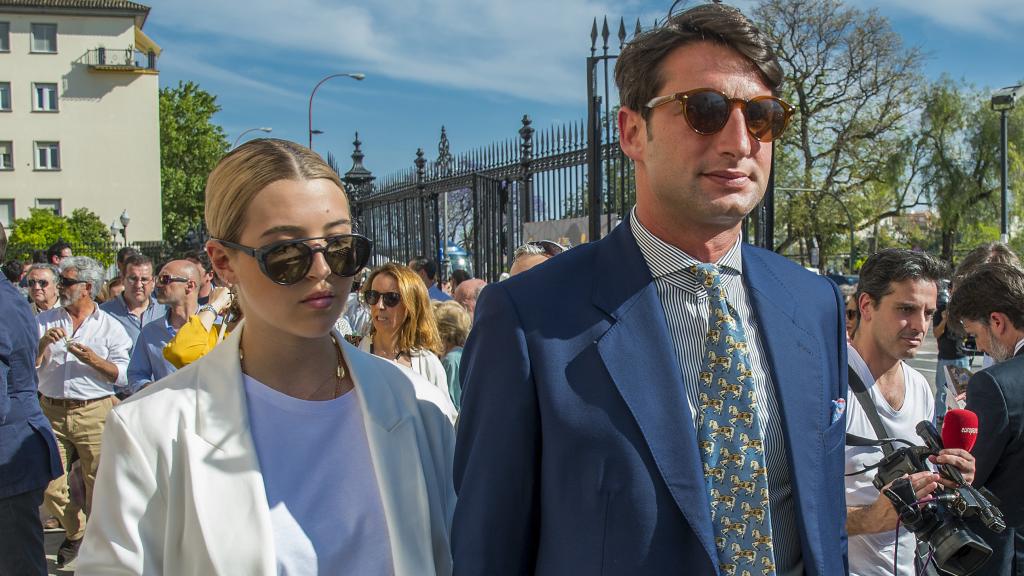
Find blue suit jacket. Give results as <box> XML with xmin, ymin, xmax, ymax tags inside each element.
<box><xmin>452</xmin><ymin>220</ymin><xmax>849</xmax><ymax>575</ymax></box>
<box><xmin>0</xmin><ymin>280</ymin><xmax>62</xmax><ymax>499</ymax></box>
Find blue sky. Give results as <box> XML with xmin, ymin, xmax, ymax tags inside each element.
<box><xmin>147</xmin><ymin>0</ymin><xmax>1024</xmax><ymax>179</ymax></box>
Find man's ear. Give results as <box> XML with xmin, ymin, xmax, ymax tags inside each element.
<box><xmin>618</xmin><ymin>106</ymin><xmax>648</xmax><ymax>163</ymax></box>
<box><xmin>857</xmin><ymin>292</ymin><xmax>874</xmax><ymax>322</ymax></box>
<box><xmin>989</xmin><ymin>311</ymin><xmax>1010</xmax><ymax>336</ymax></box>
<box><xmin>206</xmin><ymin>241</ymin><xmax>239</xmax><ymax>286</ymax></box>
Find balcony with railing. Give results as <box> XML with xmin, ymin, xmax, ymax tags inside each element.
<box><xmin>84</xmin><ymin>47</ymin><xmax>158</xmax><ymax>74</ymax></box>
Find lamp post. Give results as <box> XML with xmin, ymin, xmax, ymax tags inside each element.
<box><xmin>110</xmin><ymin>220</ymin><xmax>121</xmax><ymax>246</ymax></box>
<box><xmin>119</xmin><ymin>209</ymin><xmax>130</xmax><ymax>245</ymax></box>
<box><xmin>308</xmin><ymin>72</ymin><xmax>365</xmax><ymax>149</ymax></box>
<box><xmin>232</xmin><ymin>126</ymin><xmax>272</xmax><ymax>148</ymax></box>
<box><xmin>991</xmin><ymin>85</ymin><xmax>1023</xmax><ymax>243</ymax></box>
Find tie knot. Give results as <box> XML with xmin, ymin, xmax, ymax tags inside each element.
<box><xmin>692</xmin><ymin>263</ymin><xmax>722</xmax><ymax>292</ymax></box>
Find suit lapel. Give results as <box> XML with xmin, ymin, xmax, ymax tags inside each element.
<box><xmin>742</xmin><ymin>246</ymin><xmax>827</xmax><ymax>571</ymax></box>
<box><xmin>188</xmin><ymin>326</ymin><xmax>276</xmax><ymax>575</ymax></box>
<box><xmin>344</xmin><ymin>337</ymin><xmax>435</xmax><ymax>574</ymax></box>
<box><xmin>592</xmin><ymin>221</ymin><xmax>718</xmax><ymax>565</ymax></box>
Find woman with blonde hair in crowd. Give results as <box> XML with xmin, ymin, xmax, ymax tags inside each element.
<box><xmin>433</xmin><ymin>300</ymin><xmax>471</xmax><ymax>410</ymax></box>
<box><xmin>78</xmin><ymin>139</ymin><xmax>457</xmax><ymax>575</ymax></box>
<box><xmin>359</xmin><ymin>263</ymin><xmax>452</xmax><ymax>406</ymax></box>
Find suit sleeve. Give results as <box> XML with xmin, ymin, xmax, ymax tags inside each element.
<box><xmin>0</xmin><ymin>318</ymin><xmax>11</xmax><ymax>424</ymax></box>
<box><xmin>76</xmin><ymin>408</ymin><xmax>165</xmax><ymax>575</ymax></box>
<box><xmin>966</xmin><ymin>371</ymin><xmax>1010</xmax><ymax>488</ymax></box>
<box><xmin>452</xmin><ymin>283</ymin><xmax>540</xmax><ymax>575</ymax></box>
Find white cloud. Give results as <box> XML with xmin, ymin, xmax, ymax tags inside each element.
<box><xmin>148</xmin><ymin>0</ymin><xmax>660</xmax><ymax>104</ymax></box>
<box><xmin>862</xmin><ymin>0</ymin><xmax>1024</xmax><ymax>37</ymax></box>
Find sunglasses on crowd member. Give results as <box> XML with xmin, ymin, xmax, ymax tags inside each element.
<box><xmin>27</xmin><ymin>279</ymin><xmax>50</xmax><ymax>288</ymax></box>
<box><xmin>364</xmin><ymin>290</ymin><xmax>401</xmax><ymax>308</ymax></box>
<box><xmin>846</xmin><ymin>309</ymin><xmax>858</xmax><ymax>321</ymax></box>
<box><xmin>157</xmin><ymin>274</ymin><xmax>189</xmax><ymax>286</ymax></box>
<box><xmin>645</xmin><ymin>88</ymin><xmax>795</xmax><ymax>143</ymax></box>
<box><xmin>514</xmin><ymin>240</ymin><xmax>568</xmax><ymax>260</ymax></box>
<box><xmin>216</xmin><ymin>234</ymin><xmax>373</xmax><ymax>286</ymax></box>
<box><xmin>59</xmin><ymin>276</ymin><xmax>87</xmax><ymax>288</ymax></box>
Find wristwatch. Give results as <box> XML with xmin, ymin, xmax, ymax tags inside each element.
<box><xmin>198</xmin><ymin>304</ymin><xmax>219</xmax><ymax>316</ymax></box>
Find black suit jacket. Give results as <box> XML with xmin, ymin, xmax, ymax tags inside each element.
<box><xmin>967</xmin><ymin>350</ymin><xmax>1024</xmax><ymax>576</ymax></box>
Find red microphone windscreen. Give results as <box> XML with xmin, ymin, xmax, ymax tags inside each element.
<box><xmin>942</xmin><ymin>409</ymin><xmax>980</xmax><ymax>452</ymax></box>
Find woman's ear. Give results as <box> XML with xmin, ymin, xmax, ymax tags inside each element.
<box><xmin>206</xmin><ymin>240</ymin><xmax>239</xmax><ymax>286</ymax></box>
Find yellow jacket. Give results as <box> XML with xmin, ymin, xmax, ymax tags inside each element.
<box><xmin>163</xmin><ymin>316</ymin><xmax>229</xmax><ymax>369</ymax></box>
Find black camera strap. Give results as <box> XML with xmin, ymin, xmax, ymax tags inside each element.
<box><xmin>847</xmin><ymin>366</ymin><xmax>895</xmax><ymax>457</ymax></box>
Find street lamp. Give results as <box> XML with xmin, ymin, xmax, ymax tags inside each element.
<box><xmin>110</xmin><ymin>220</ymin><xmax>121</xmax><ymax>245</ymax></box>
<box><xmin>991</xmin><ymin>85</ymin><xmax>1023</xmax><ymax>243</ymax></box>
<box><xmin>308</xmin><ymin>72</ymin><xmax>365</xmax><ymax>149</ymax></box>
<box><xmin>119</xmin><ymin>209</ymin><xmax>130</xmax><ymax>244</ymax></box>
<box><xmin>232</xmin><ymin>126</ymin><xmax>273</xmax><ymax>148</ymax></box>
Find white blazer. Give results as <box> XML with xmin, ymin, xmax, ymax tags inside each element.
<box><xmin>77</xmin><ymin>327</ymin><xmax>457</xmax><ymax>575</ymax></box>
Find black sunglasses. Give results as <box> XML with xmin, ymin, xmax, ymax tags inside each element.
<box><xmin>157</xmin><ymin>274</ymin><xmax>189</xmax><ymax>286</ymax></box>
<box><xmin>27</xmin><ymin>279</ymin><xmax>50</xmax><ymax>288</ymax></box>
<box><xmin>60</xmin><ymin>276</ymin><xmax>87</xmax><ymax>288</ymax></box>
<box><xmin>645</xmin><ymin>88</ymin><xmax>795</xmax><ymax>143</ymax></box>
<box><xmin>365</xmin><ymin>290</ymin><xmax>401</xmax><ymax>308</ymax></box>
<box><xmin>216</xmin><ymin>234</ymin><xmax>373</xmax><ymax>286</ymax></box>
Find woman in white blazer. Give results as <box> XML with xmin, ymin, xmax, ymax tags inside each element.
<box><xmin>77</xmin><ymin>139</ymin><xmax>457</xmax><ymax>575</ymax></box>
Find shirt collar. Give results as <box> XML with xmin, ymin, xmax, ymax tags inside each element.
<box><xmin>630</xmin><ymin>206</ymin><xmax>743</xmax><ymax>289</ymax></box>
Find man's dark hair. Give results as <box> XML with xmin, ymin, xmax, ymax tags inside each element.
<box><xmin>117</xmin><ymin>246</ymin><xmax>139</xmax><ymax>267</ymax></box>
<box><xmin>0</xmin><ymin>223</ymin><xmax>7</xmax><ymax>262</ymax></box>
<box><xmin>122</xmin><ymin>253</ymin><xmax>153</xmax><ymax>270</ymax></box>
<box><xmin>47</xmin><ymin>238</ymin><xmax>72</xmax><ymax>263</ymax></box>
<box><xmin>31</xmin><ymin>249</ymin><xmax>47</xmax><ymax>263</ymax></box>
<box><xmin>2</xmin><ymin>259</ymin><xmax>23</xmax><ymax>283</ymax></box>
<box><xmin>857</xmin><ymin>249</ymin><xmax>949</xmax><ymax>308</ymax></box>
<box><xmin>408</xmin><ymin>255</ymin><xmax>437</xmax><ymax>280</ymax></box>
<box><xmin>949</xmin><ymin>263</ymin><xmax>1024</xmax><ymax>330</ymax></box>
<box><xmin>953</xmin><ymin>242</ymin><xmax>1020</xmax><ymax>287</ymax></box>
<box><xmin>450</xmin><ymin>268</ymin><xmax>470</xmax><ymax>288</ymax></box>
<box><xmin>615</xmin><ymin>2</ymin><xmax>783</xmax><ymax>124</ymax></box>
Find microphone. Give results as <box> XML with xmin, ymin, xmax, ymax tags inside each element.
<box><xmin>942</xmin><ymin>409</ymin><xmax>980</xmax><ymax>453</ymax></box>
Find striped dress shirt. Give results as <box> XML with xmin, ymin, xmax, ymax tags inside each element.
<box><xmin>631</xmin><ymin>210</ymin><xmax>802</xmax><ymax>575</ymax></box>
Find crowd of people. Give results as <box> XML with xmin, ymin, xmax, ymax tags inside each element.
<box><xmin>1</xmin><ymin>3</ymin><xmax>1022</xmax><ymax>576</ymax></box>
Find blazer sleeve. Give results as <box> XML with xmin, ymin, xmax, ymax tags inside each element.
<box><xmin>966</xmin><ymin>370</ymin><xmax>1011</xmax><ymax>488</ymax></box>
<box><xmin>452</xmin><ymin>283</ymin><xmax>540</xmax><ymax>575</ymax></box>
<box><xmin>76</xmin><ymin>408</ymin><xmax>166</xmax><ymax>575</ymax></box>
<box><xmin>0</xmin><ymin>317</ymin><xmax>11</xmax><ymax>423</ymax></box>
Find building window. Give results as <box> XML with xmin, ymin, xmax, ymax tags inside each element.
<box><xmin>0</xmin><ymin>22</ymin><xmax>9</xmax><ymax>52</ymax></box>
<box><xmin>0</xmin><ymin>200</ymin><xmax>14</xmax><ymax>228</ymax></box>
<box><xmin>31</xmin><ymin>23</ymin><xmax>57</xmax><ymax>53</ymax></box>
<box><xmin>0</xmin><ymin>82</ymin><xmax>10</xmax><ymax>111</ymax></box>
<box><xmin>33</xmin><ymin>83</ymin><xmax>58</xmax><ymax>111</ymax></box>
<box><xmin>0</xmin><ymin>141</ymin><xmax>11</xmax><ymax>170</ymax></box>
<box><xmin>35</xmin><ymin>142</ymin><xmax>60</xmax><ymax>170</ymax></box>
<box><xmin>35</xmin><ymin>198</ymin><xmax>62</xmax><ymax>216</ymax></box>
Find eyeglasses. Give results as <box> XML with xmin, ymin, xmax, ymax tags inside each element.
<box><xmin>27</xmin><ymin>279</ymin><xmax>50</xmax><ymax>288</ymax></box>
<box><xmin>59</xmin><ymin>276</ymin><xmax>87</xmax><ymax>288</ymax></box>
<box><xmin>157</xmin><ymin>275</ymin><xmax>189</xmax><ymax>286</ymax></box>
<box><xmin>514</xmin><ymin>240</ymin><xmax>568</xmax><ymax>260</ymax></box>
<box><xmin>365</xmin><ymin>290</ymin><xmax>401</xmax><ymax>308</ymax></box>
<box><xmin>645</xmin><ymin>88</ymin><xmax>795</xmax><ymax>143</ymax></box>
<box><xmin>125</xmin><ymin>275</ymin><xmax>152</xmax><ymax>285</ymax></box>
<box><xmin>216</xmin><ymin>234</ymin><xmax>373</xmax><ymax>286</ymax></box>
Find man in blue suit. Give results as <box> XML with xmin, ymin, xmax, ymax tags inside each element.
<box><xmin>452</xmin><ymin>4</ymin><xmax>848</xmax><ymax>575</ymax></box>
<box><xmin>0</xmin><ymin>224</ymin><xmax>63</xmax><ymax>575</ymax></box>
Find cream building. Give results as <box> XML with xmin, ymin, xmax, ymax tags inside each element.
<box><xmin>0</xmin><ymin>0</ymin><xmax>161</xmax><ymax>241</ymax></box>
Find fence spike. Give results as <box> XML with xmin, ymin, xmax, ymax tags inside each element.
<box><xmin>618</xmin><ymin>17</ymin><xmax>626</xmax><ymax>48</ymax></box>
<box><xmin>635</xmin><ymin>18</ymin><xmax>642</xmax><ymax>38</ymax></box>
<box><xmin>590</xmin><ymin>18</ymin><xmax>598</xmax><ymax>54</ymax></box>
<box><xmin>601</xmin><ymin>16</ymin><xmax>610</xmax><ymax>52</ymax></box>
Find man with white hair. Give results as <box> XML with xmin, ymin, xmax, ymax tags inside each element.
<box><xmin>454</xmin><ymin>278</ymin><xmax>487</xmax><ymax>318</ymax></box>
<box><xmin>35</xmin><ymin>255</ymin><xmax>132</xmax><ymax>567</ymax></box>
<box><xmin>25</xmin><ymin>263</ymin><xmax>60</xmax><ymax>314</ymax></box>
<box><xmin>127</xmin><ymin>259</ymin><xmax>200</xmax><ymax>391</ymax></box>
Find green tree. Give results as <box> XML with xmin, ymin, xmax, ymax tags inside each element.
<box><xmin>7</xmin><ymin>208</ymin><xmax>115</xmax><ymax>264</ymax></box>
<box><xmin>160</xmin><ymin>81</ymin><xmax>228</xmax><ymax>246</ymax></box>
<box><xmin>8</xmin><ymin>208</ymin><xmax>75</xmax><ymax>248</ymax></box>
<box><xmin>68</xmin><ymin>208</ymin><xmax>112</xmax><ymax>246</ymax></box>
<box><xmin>755</xmin><ymin>0</ymin><xmax>928</xmax><ymax>268</ymax></box>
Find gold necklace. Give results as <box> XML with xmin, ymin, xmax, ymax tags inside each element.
<box><xmin>239</xmin><ymin>334</ymin><xmax>347</xmax><ymax>399</ymax></box>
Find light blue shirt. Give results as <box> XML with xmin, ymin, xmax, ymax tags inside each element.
<box><xmin>428</xmin><ymin>283</ymin><xmax>452</xmax><ymax>302</ymax></box>
<box><xmin>126</xmin><ymin>312</ymin><xmax>177</xmax><ymax>392</ymax></box>
<box><xmin>99</xmin><ymin>294</ymin><xmax>167</xmax><ymax>348</ymax></box>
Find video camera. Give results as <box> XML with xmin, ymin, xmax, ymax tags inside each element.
<box><xmin>850</xmin><ymin>420</ymin><xmax>1005</xmax><ymax>575</ymax></box>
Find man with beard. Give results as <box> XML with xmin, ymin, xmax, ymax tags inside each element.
<box><xmin>100</xmin><ymin>253</ymin><xmax>166</xmax><ymax>348</ymax></box>
<box><xmin>24</xmin><ymin>264</ymin><xmax>60</xmax><ymax>314</ymax></box>
<box><xmin>127</xmin><ymin>260</ymin><xmax>200</xmax><ymax>391</ymax></box>
<box><xmin>845</xmin><ymin>249</ymin><xmax>975</xmax><ymax>576</ymax></box>
<box><xmin>948</xmin><ymin>262</ymin><xmax>1024</xmax><ymax>576</ymax></box>
<box><xmin>35</xmin><ymin>256</ymin><xmax>132</xmax><ymax>567</ymax></box>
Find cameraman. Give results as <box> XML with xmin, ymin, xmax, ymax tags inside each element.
<box><xmin>949</xmin><ymin>262</ymin><xmax>1024</xmax><ymax>576</ymax></box>
<box><xmin>845</xmin><ymin>250</ymin><xmax>976</xmax><ymax>576</ymax></box>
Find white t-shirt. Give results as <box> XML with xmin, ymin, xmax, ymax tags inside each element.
<box><xmin>845</xmin><ymin>344</ymin><xmax>935</xmax><ymax>576</ymax></box>
<box><xmin>243</xmin><ymin>375</ymin><xmax>394</xmax><ymax>576</ymax></box>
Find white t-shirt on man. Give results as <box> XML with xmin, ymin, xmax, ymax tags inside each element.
<box><xmin>845</xmin><ymin>344</ymin><xmax>935</xmax><ymax>576</ymax></box>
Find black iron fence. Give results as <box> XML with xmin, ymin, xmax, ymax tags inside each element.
<box><xmin>5</xmin><ymin>240</ymin><xmax>173</xmax><ymax>269</ymax></box>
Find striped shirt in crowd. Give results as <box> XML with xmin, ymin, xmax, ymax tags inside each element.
<box><xmin>630</xmin><ymin>209</ymin><xmax>803</xmax><ymax>576</ymax></box>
